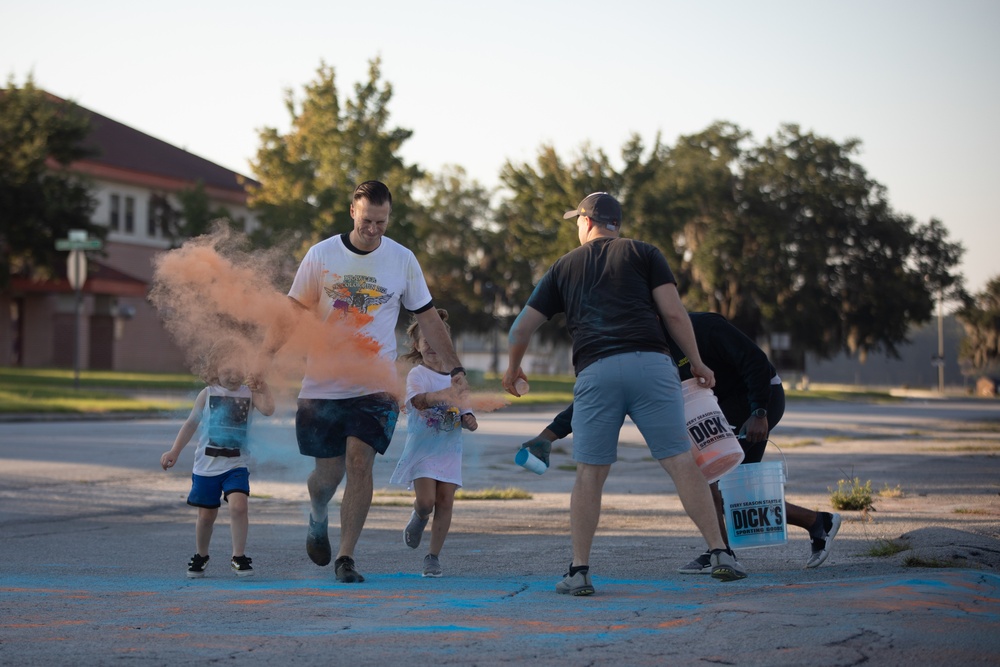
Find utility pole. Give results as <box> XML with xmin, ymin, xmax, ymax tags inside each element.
<box><xmin>937</xmin><ymin>290</ymin><xmax>945</xmax><ymax>394</ymax></box>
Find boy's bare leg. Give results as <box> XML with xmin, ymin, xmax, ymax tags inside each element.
<box><xmin>195</xmin><ymin>507</ymin><xmax>218</xmax><ymax>555</ymax></box>
<box><xmin>228</xmin><ymin>493</ymin><xmax>249</xmax><ymax>556</ymax></box>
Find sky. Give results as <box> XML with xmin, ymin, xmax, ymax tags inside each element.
<box><xmin>4</xmin><ymin>0</ymin><xmax>998</xmax><ymax>296</ymax></box>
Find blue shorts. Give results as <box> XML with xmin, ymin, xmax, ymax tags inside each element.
<box><xmin>296</xmin><ymin>393</ymin><xmax>399</xmax><ymax>458</ymax></box>
<box><xmin>571</xmin><ymin>351</ymin><xmax>689</xmax><ymax>465</ymax></box>
<box><xmin>187</xmin><ymin>467</ymin><xmax>250</xmax><ymax>509</ymax></box>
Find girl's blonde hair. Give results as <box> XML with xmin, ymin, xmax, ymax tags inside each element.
<box><xmin>399</xmin><ymin>308</ymin><xmax>449</xmax><ymax>365</ymax></box>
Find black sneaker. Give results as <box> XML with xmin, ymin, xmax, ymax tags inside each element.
<box><xmin>231</xmin><ymin>555</ymin><xmax>254</xmax><ymax>577</ymax></box>
<box><xmin>806</xmin><ymin>512</ymin><xmax>842</xmax><ymax>568</ymax></box>
<box><xmin>335</xmin><ymin>555</ymin><xmax>365</xmax><ymax>583</ymax></box>
<box><xmin>306</xmin><ymin>515</ymin><xmax>332</xmax><ymax>566</ymax></box>
<box><xmin>187</xmin><ymin>553</ymin><xmax>209</xmax><ymax>578</ymax></box>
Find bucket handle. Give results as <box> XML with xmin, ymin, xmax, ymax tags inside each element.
<box><xmin>739</xmin><ymin>436</ymin><xmax>788</xmax><ymax>479</ymax></box>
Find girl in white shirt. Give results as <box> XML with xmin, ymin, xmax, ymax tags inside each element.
<box><xmin>390</xmin><ymin>309</ymin><xmax>477</xmax><ymax>577</ymax></box>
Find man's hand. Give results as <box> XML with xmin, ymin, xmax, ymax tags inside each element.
<box><xmin>519</xmin><ymin>437</ymin><xmax>551</xmax><ymax>468</ymax></box>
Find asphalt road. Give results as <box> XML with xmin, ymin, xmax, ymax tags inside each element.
<box><xmin>1</xmin><ymin>397</ymin><xmax>999</xmax><ymax>665</ymax></box>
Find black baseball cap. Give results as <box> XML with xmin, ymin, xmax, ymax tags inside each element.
<box><xmin>563</xmin><ymin>192</ymin><xmax>622</xmax><ymax>229</ymax></box>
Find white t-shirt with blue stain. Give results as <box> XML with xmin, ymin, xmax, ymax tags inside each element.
<box><xmin>192</xmin><ymin>385</ymin><xmax>255</xmax><ymax>476</ymax></box>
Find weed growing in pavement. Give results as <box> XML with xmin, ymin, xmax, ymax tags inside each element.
<box><xmin>455</xmin><ymin>487</ymin><xmax>532</xmax><ymax>500</ymax></box>
<box><xmin>903</xmin><ymin>555</ymin><xmax>963</xmax><ymax>568</ymax></box>
<box><xmin>864</xmin><ymin>538</ymin><xmax>911</xmax><ymax>557</ymax></box>
<box><xmin>830</xmin><ymin>476</ymin><xmax>874</xmax><ymax>511</ymax></box>
<box><xmin>878</xmin><ymin>484</ymin><xmax>905</xmax><ymax>498</ymax></box>
<box><xmin>373</xmin><ymin>487</ymin><xmax>534</xmax><ymax>503</ymax></box>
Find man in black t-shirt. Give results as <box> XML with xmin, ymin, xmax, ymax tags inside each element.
<box><xmin>503</xmin><ymin>192</ymin><xmax>746</xmax><ymax>596</ymax></box>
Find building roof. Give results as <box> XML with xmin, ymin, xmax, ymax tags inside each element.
<box><xmin>11</xmin><ymin>259</ymin><xmax>148</xmax><ymax>298</ymax></box>
<box><xmin>46</xmin><ymin>92</ymin><xmax>259</xmax><ymax>196</ymax></box>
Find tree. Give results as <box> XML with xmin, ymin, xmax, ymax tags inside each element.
<box><xmin>152</xmin><ymin>182</ymin><xmax>237</xmax><ymax>248</ymax></box>
<box><xmin>0</xmin><ymin>75</ymin><xmax>101</xmax><ymax>289</ymax></box>
<box><xmin>246</xmin><ymin>58</ymin><xmax>422</xmax><ymax>256</ymax></box>
<box><xmin>495</xmin><ymin>122</ymin><xmax>966</xmax><ymax>362</ymax></box>
<box><xmin>735</xmin><ymin>125</ymin><xmax>963</xmax><ymax>359</ymax></box>
<box><xmin>957</xmin><ymin>276</ymin><xmax>1000</xmax><ymax>374</ymax></box>
<box><xmin>406</xmin><ymin>166</ymin><xmax>497</xmax><ymax>334</ymax></box>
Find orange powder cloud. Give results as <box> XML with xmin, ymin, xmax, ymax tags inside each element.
<box><xmin>149</xmin><ymin>226</ymin><xmax>397</xmax><ymax>397</ymax></box>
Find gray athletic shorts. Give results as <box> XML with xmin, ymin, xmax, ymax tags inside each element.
<box><xmin>571</xmin><ymin>351</ymin><xmax>689</xmax><ymax>465</ymax></box>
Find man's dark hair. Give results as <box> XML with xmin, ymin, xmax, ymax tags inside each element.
<box><xmin>353</xmin><ymin>180</ymin><xmax>392</xmax><ymax>207</ymax></box>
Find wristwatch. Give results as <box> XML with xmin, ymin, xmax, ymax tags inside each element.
<box><xmin>752</xmin><ymin>408</ymin><xmax>767</xmax><ymax>419</ymax></box>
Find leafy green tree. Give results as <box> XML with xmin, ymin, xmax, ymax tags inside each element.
<box><xmin>0</xmin><ymin>75</ymin><xmax>101</xmax><ymax>289</ymax></box>
<box><xmin>152</xmin><ymin>182</ymin><xmax>236</xmax><ymax>248</ymax></box>
<box><xmin>407</xmin><ymin>166</ymin><xmax>497</xmax><ymax>334</ymax></box>
<box><xmin>247</xmin><ymin>58</ymin><xmax>422</xmax><ymax>256</ymax></box>
<box><xmin>957</xmin><ymin>276</ymin><xmax>1000</xmax><ymax>373</ymax></box>
<box><xmin>736</xmin><ymin>125</ymin><xmax>963</xmax><ymax>359</ymax></box>
<box><xmin>496</xmin><ymin>122</ymin><xmax>965</xmax><ymax>362</ymax></box>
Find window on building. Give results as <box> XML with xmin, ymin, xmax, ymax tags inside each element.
<box><xmin>147</xmin><ymin>199</ymin><xmax>157</xmax><ymax>237</ymax></box>
<box><xmin>125</xmin><ymin>196</ymin><xmax>135</xmax><ymax>234</ymax></box>
<box><xmin>110</xmin><ymin>194</ymin><xmax>120</xmax><ymax>231</ymax></box>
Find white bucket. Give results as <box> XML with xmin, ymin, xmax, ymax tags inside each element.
<box><xmin>718</xmin><ymin>461</ymin><xmax>788</xmax><ymax>549</ymax></box>
<box><xmin>681</xmin><ymin>379</ymin><xmax>744</xmax><ymax>483</ymax></box>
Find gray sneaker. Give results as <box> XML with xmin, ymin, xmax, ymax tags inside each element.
<box><xmin>404</xmin><ymin>511</ymin><xmax>429</xmax><ymax>549</ymax></box>
<box><xmin>677</xmin><ymin>551</ymin><xmax>713</xmax><ymax>574</ymax></box>
<box><xmin>806</xmin><ymin>512</ymin><xmax>842</xmax><ymax>568</ymax></box>
<box><xmin>710</xmin><ymin>549</ymin><xmax>748</xmax><ymax>581</ymax></box>
<box><xmin>555</xmin><ymin>566</ymin><xmax>595</xmax><ymax>596</ymax></box>
<box><xmin>306</xmin><ymin>515</ymin><xmax>331</xmax><ymax>566</ymax></box>
<box><xmin>422</xmin><ymin>553</ymin><xmax>443</xmax><ymax>578</ymax></box>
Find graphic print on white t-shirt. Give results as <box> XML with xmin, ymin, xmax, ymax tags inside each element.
<box><xmin>324</xmin><ymin>274</ymin><xmax>395</xmax><ymax>316</ymax></box>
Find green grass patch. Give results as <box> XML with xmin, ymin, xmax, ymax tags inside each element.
<box><xmin>0</xmin><ymin>367</ymin><xmax>201</xmax><ymax>391</ymax></box>
<box><xmin>480</xmin><ymin>372</ymin><xmax>575</xmax><ymax>406</ymax></box>
<box><xmin>785</xmin><ymin>387</ymin><xmax>896</xmax><ymax>402</ymax></box>
<box><xmin>918</xmin><ymin>444</ymin><xmax>1000</xmax><ymax>453</ymax></box>
<box><xmin>779</xmin><ymin>439</ymin><xmax>820</xmax><ymax>448</ymax></box>
<box><xmin>0</xmin><ymin>367</ymin><xmax>196</xmax><ymax>414</ymax></box>
<box><xmin>556</xmin><ymin>464</ymin><xmax>578</xmax><ymax>472</ymax></box>
<box><xmin>953</xmin><ymin>508</ymin><xmax>993</xmax><ymax>515</ymax></box>
<box><xmin>864</xmin><ymin>538</ymin><xmax>910</xmax><ymax>558</ymax></box>
<box><xmin>455</xmin><ymin>487</ymin><xmax>532</xmax><ymax>500</ymax></box>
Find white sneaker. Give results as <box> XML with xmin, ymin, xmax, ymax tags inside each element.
<box><xmin>710</xmin><ymin>549</ymin><xmax>748</xmax><ymax>581</ymax></box>
<box><xmin>806</xmin><ymin>512</ymin><xmax>842</xmax><ymax>568</ymax></box>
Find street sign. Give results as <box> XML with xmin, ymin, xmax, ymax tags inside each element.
<box><xmin>56</xmin><ymin>229</ymin><xmax>103</xmax><ymax>251</ymax></box>
<box><xmin>56</xmin><ymin>238</ymin><xmax>103</xmax><ymax>250</ymax></box>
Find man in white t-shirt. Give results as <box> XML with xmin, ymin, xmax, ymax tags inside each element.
<box><xmin>264</xmin><ymin>180</ymin><xmax>469</xmax><ymax>583</ymax></box>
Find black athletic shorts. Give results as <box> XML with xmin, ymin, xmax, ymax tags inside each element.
<box><xmin>295</xmin><ymin>393</ymin><xmax>399</xmax><ymax>458</ymax></box>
